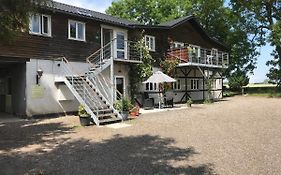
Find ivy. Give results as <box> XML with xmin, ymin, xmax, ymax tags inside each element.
<box><xmin>129</xmin><ymin>36</ymin><xmax>154</xmax><ymax>98</ymax></box>
<box><xmin>160</xmin><ymin>58</ymin><xmax>180</xmax><ymax>76</ymax></box>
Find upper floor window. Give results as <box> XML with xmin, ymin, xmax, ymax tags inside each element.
<box><xmin>68</xmin><ymin>20</ymin><xmax>86</xmax><ymax>41</ymax></box>
<box><xmin>29</xmin><ymin>14</ymin><xmax>51</xmax><ymax>36</ymax></box>
<box><xmin>191</xmin><ymin>79</ymin><xmax>199</xmax><ymax>90</ymax></box>
<box><xmin>172</xmin><ymin>42</ymin><xmax>184</xmax><ymax>49</ymax></box>
<box><xmin>145</xmin><ymin>35</ymin><xmax>155</xmax><ymax>51</ymax></box>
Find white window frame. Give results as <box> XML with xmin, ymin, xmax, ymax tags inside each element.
<box><xmin>68</xmin><ymin>20</ymin><xmax>86</xmax><ymax>41</ymax></box>
<box><xmin>29</xmin><ymin>14</ymin><xmax>51</xmax><ymax>37</ymax></box>
<box><xmin>191</xmin><ymin>79</ymin><xmax>199</xmax><ymax>90</ymax></box>
<box><xmin>172</xmin><ymin>42</ymin><xmax>184</xmax><ymax>49</ymax></box>
<box><xmin>144</xmin><ymin>35</ymin><xmax>155</xmax><ymax>51</ymax></box>
<box><xmin>173</xmin><ymin>79</ymin><xmax>181</xmax><ymax>90</ymax></box>
<box><xmin>145</xmin><ymin>82</ymin><xmax>157</xmax><ymax>91</ymax></box>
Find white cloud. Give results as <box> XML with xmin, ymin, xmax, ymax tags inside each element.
<box><xmin>54</xmin><ymin>0</ymin><xmax>113</xmax><ymax>13</ymax></box>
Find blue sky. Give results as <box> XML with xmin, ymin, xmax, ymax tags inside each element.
<box><xmin>55</xmin><ymin>0</ymin><xmax>273</xmax><ymax>83</ymax></box>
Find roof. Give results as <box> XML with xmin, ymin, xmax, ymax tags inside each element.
<box><xmin>46</xmin><ymin>1</ymin><xmax>140</xmax><ymax>27</ymax></box>
<box><xmin>159</xmin><ymin>16</ymin><xmax>194</xmax><ymax>27</ymax></box>
<box><xmin>44</xmin><ymin>1</ymin><xmax>228</xmax><ymax>50</ymax></box>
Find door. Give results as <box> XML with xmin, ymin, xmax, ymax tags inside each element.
<box><xmin>115</xmin><ymin>76</ymin><xmax>125</xmax><ymax>100</ymax></box>
<box><xmin>0</xmin><ymin>77</ymin><xmax>5</xmax><ymax>112</ymax></box>
<box><xmin>101</xmin><ymin>28</ymin><xmax>113</xmax><ymax>60</ymax></box>
<box><xmin>114</xmin><ymin>30</ymin><xmax>128</xmax><ymax>59</ymax></box>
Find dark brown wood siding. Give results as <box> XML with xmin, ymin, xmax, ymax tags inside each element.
<box><xmin>0</xmin><ymin>11</ymin><xmax>130</xmax><ymax>62</ymax></box>
<box><xmin>143</xmin><ymin>20</ymin><xmax>227</xmax><ymax>63</ymax></box>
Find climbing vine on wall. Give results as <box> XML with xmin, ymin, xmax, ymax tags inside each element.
<box><xmin>129</xmin><ymin>35</ymin><xmax>154</xmax><ymax>99</ymax></box>
<box><xmin>160</xmin><ymin>58</ymin><xmax>180</xmax><ymax>76</ymax></box>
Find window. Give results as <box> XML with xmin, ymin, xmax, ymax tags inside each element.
<box><xmin>172</xmin><ymin>42</ymin><xmax>184</xmax><ymax>49</ymax></box>
<box><xmin>29</xmin><ymin>14</ymin><xmax>51</xmax><ymax>36</ymax></box>
<box><xmin>173</xmin><ymin>79</ymin><xmax>181</xmax><ymax>90</ymax></box>
<box><xmin>189</xmin><ymin>44</ymin><xmax>201</xmax><ymax>57</ymax></box>
<box><xmin>145</xmin><ymin>83</ymin><xmax>157</xmax><ymax>91</ymax></box>
<box><xmin>68</xmin><ymin>20</ymin><xmax>86</xmax><ymax>41</ymax></box>
<box><xmin>145</xmin><ymin>35</ymin><xmax>155</xmax><ymax>51</ymax></box>
<box><xmin>191</xmin><ymin>79</ymin><xmax>199</xmax><ymax>90</ymax></box>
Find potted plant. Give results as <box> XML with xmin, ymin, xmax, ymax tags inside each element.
<box><xmin>114</xmin><ymin>98</ymin><xmax>133</xmax><ymax>120</ymax></box>
<box><xmin>78</xmin><ymin>104</ymin><xmax>91</xmax><ymax>126</ymax></box>
<box><xmin>130</xmin><ymin>105</ymin><xmax>140</xmax><ymax>118</ymax></box>
<box><xmin>186</xmin><ymin>97</ymin><xmax>193</xmax><ymax>107</ymax></box>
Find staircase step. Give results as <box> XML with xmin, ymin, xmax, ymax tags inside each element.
<box><xmin>97</xmin><ymin>113</ymin><xmax>116</xmax><ymax>118</ymax></box>
<box><xmin>99</xmin><ymin>117</ymin><xmax>122</xmax><ymax>124</ymax></box>
<box><xmin>96</xmin><ymin>108</ymin><xmax>113</xmax><ymax>113</ymax></box>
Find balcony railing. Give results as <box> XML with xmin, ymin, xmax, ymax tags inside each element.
<box><xmin>87</xmin><ymin>39</ymin><xmax>143</xmax><ymax>65</ymax></box>
<box><xmin>167</xmin><ymin>47</ymin><xmax>229</xmax><ymax>68</ymax></box>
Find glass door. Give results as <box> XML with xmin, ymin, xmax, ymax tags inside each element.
<box><xmin>114</xmin><ymin>30</ymin><xmax>127</xmax><ymax>59</ymax></box>
<box><xmin>115</xmin><ymin>76</ymin><xmax>125</xmax><ymax>100</ymax></box>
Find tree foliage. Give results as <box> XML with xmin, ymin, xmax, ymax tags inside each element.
<box><xmin>228</xmin><ymin>69</ymin><xmax>249</xmax><ymax>90</ymax></box>
<box><xmin>106</xmin><ymin>0</ymin><xmax>192</xmax><ymax>25</ymax></box>
<box><xmin>106</xmin><ymin>0</ymin><xmax>259</xmax><ymax>86</ymax></box>
<box><xmin>0</xmin><ymin>0</ymin><xmax>46</xmax><ymax>42</ymax></box>
<box><xmin>230</xmin><ymin>0</ymin><xmax>281</xmax><ymax>86</ymax></box>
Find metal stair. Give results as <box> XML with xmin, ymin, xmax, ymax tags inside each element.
<box><xmin>86</xmin><ymin>39</ymin><xmax>113</xmax><ymax>75</ymax></box>
<box><xmin>57</xmin><ymin>39</ymin><xmax>143</xmax><ymax>125</ymax></box>
<box><xmin>59</xmin><ymin>57</ymin><xmax>122</xmax><ymax>126</ymax></box>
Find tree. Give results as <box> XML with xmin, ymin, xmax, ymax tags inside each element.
<box><xmin>106</xmin><ymin>0</ymin><xmax>192</xmax><ymax>25</ymax></box>
<box><xmin>0</xmin><ymin>0</ymin><xmax>46</xmax><ymax>42</ymax></box>
<box><xmin>230</xmin><ymin>0</ymin><xmax>281</xmax><ymax>86</ymax></box>
<box><xmin>106</xmin><ymin>0</ymin><xmax>258</xmax><ymax>86</ymax></box>
<box><xmin>228</xmin><ymin>69</ymin><xmax>249</xmax><ymax>90</ymax></box>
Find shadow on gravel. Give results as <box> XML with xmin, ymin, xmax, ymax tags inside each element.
<box><xmin>0</xmin><ymin>134</ymin><xmax>216</xmax><ymax>175</ymax></box>
<box><xmin>0</xmin><ymin>120</ymin><xmax>74</xmax><ymax>151</ymax></box>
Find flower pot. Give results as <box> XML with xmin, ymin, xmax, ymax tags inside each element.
<box><xmin>130</xmin><ymin>111</ymin><xmax>137</xmax><ymax>118</ymax></box>
<box><xmin>121</xmin><ymin>111</ymin><xmax>129</xmax><ymax>120</ymax></box>
<box><xmin>79</xmin><ymin>115</ymin><xmax>91</xmax><ymax>126</ymax></box>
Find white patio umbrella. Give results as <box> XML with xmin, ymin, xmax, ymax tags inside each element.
<box><xmin>143</xmin><ymin>71</ymin><xmax>176</xmax><ymax>84</ymax></box>
<box><xmin>143</xmin><ymin>71</ymin><xmax>176</xmax><ymax>108</ymax></box>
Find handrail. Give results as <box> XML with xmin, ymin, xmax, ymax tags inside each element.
<box><xmin>58</xmin><ymin>57</ymin><xmax>103</xmax><ymax>112</ymax></box>
<box><xmin>167</xmin><ymin>46</ymin><xmax>229</xmax><ymax>67</ymax></box>
<box><xmin>86</xmin><ymin>38</ymin><xmax>116</xmax><ymax>64</ymax></box>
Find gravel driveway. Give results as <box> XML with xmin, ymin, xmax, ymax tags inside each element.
<box><xmin>0</xmin><ymin>96</ymin><xmax>281</xmax><ymax>175</ymax></box>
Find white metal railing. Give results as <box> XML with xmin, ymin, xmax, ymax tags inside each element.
<box><xmin>58</xmin><ymin>57</ymin><xmax>104</xmax><ymax>125</ymax></box>
<box><xmin>86</xmin><ymin>38</ymin><xmax>143</xmax><ymax>67</ymax></box>
<box><xmin>167</xmin><ymin>46</ymin><xmax>229</xmax><ymax>67</ymax></box>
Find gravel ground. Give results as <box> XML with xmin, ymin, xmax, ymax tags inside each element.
<box><xmin>0</xmin><ymin>96</ymin><xmax>281</xmax><ymax>175</ymax></box>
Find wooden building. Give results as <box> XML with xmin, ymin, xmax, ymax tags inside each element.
<box><xmin>0</xmin><ymin>1</ymin><xmax>229</xmax><ymax>125</ymax></box>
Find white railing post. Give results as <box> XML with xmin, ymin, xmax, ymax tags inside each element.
<box><xmin>111</xmin><ymin>39</ymin><xmax>115</xmax><ymax>103</ymax></box>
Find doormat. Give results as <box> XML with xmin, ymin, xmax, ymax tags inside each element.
<box><xmin>106</xmin><ymin>123</ymin><xmax>131</xmax><ymax>129</ymax></box>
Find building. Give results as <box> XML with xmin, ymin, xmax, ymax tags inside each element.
<box><xmin>0</xmin><ymin>1</ymin><xmax>229</xmax><ymax>125</ymax></box>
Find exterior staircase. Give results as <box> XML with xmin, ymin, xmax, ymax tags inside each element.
<box><xmin>58</xmin><ymin>39</ymin><xmax>142</xmax><ymax>126</ymax></box>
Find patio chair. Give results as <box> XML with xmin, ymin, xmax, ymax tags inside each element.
<box><xmin>164</xmin><ymin>91</ymin><xmax>174</xmax><ymax>108</ymax></box>
<box><xmin>143</xmin><ymin>92</ymin><xmax>154</xmax><ymax>110</ymax></box>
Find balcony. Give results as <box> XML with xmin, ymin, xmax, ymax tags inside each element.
<box><xmin>167</xmin><ymin>47</ymin><xmax>229</xmax><ymax>68</ymax></box>
<box><xmin>87</xmin><ymin>39</ymin><xmax>143</xmax><ymax>67</ymax></box>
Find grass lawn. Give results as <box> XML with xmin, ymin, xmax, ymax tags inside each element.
<box><xmin>224</xmin><ymin>83</ymin><xmax>281</xmax><ymax>98</ymax></box>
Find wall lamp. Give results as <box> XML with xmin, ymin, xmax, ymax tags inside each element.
<box><xmin>36</xmin><ymin>68</ymin><xmax>43</xmax><ymax>85</ymax></box>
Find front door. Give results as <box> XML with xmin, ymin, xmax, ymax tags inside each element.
<box><xmin>115</xmin><ymin>76</ymin><xmax>125</xmax><ymax>100</ymax></box>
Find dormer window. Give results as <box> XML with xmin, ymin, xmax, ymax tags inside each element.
<box><xmin>29</xmin><ymin>14</ymin><xmax>51</xmax><ymax>36</ymax></box>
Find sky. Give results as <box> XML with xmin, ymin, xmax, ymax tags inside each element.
<box><xmin>55</xmin><ymin>0</ymin><xmax>274</xmax><ymax>83</ymax></box>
